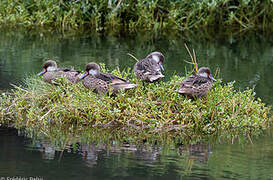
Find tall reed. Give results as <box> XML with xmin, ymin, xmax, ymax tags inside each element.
<box><xmin>0</xmin><ymin>0</ymin><xmax>272</xmax><ymax>33</ymax></box>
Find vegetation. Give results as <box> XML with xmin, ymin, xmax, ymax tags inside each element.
<box><xmin>0</xmin><ymin>0</ymin><xmax>272</xmax><ymax>33</ymax></box>
<box><xmin>0</xmin><ymin>66</ymin><xmax>272</xmax><ymax>145</ymax></box>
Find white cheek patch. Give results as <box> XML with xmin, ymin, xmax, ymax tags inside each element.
<box><xmin>199</xmin><ymin>72</ymin><xmax>208</xmax><ymax>78</ymax></box>
<box><xmin>152</xmin><ymin>55</ymin><xmax>160</xmax><ymax>63</ymax></box>
<box><xmin>47</xmin><ymin>66</ymin><xmax>57</xmax><ymax>72</ymax></box>
<box><xmin>89</xmin><ymin>69</ymin><xmax>98</xmax><ymax>76</ymax></box>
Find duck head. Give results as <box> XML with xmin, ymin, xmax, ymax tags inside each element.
<box><xmin>147</xmin><ymin>52</ymin><xmax>165</xmax><ymax>71</ymax></box>
<box><xmin>79</xmin><ymin>62</ymin><xmax>100</xmax><ymax>79</ymax></box>
<box><xmin>38</xmin><ymin>60</ymin><xmax>58</xmax><ymax>76</ymax></box>
<box><xmin>197</xmin><ymin>67</ymin><xmax>216</xmax><ymax>82</ymax></box>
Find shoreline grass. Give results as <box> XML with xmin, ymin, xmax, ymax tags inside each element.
<box><xmin>0</xmin><ymin>0</ymin><xmax>272</xmax><ymax>34</ymax></box>
<box><xmin>0</xmin><ymin>66</ymin><xmax>272</xmax><ymax>145</ymax></box>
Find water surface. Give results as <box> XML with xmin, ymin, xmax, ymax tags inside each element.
<box><xmin>1</xmin><ymin>129</ymin><xmax>273</xmax><ymax>179</ymax></box>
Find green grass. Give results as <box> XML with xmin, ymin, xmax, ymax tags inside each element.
<box><xmin>0</xmin><ymin>0</ymin><xmax>272</xmax><ymax>34</ymax></box>
<box><xmin>0</xmin><ymin>66</ymin><xmax>272</xmax><ymax>145</ymax></box>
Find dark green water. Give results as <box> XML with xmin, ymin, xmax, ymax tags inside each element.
<box><xmin>1</xmin><ymin>129</ymin><xmax>273</xmax><ymax>179</ymax></box>
<box><xmin>1</xmin><ymin>28</ymin><xmax>273</xmax><ymax>179</ymax></box>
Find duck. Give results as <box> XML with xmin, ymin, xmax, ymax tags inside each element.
<box><xmin>79</xmin><ymin>62</ymin><xmax>137</xmax><ymax>94</ymax></box>
<box><xmin>38</xmin><ymin>60</ymin><xmax>80</xmax><ymax>83</ymax></box>
<box><xmin>178</xmin><ymin>67</ymin><xmax>216</xmax><ymax>98</ymax></box>
<box><xmin>134</xmin><ymin>52</ymin><xmax>165</xmax><ymax>83</ymax></box>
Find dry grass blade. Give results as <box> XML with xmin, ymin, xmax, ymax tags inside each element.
<box><xmin>247</xmin><ymin>133</ymin><xmax>253</xmax><ymax>145</ymax></box>
<box><xmin>127</xmin><ymin>53</ymin><xmax>139</xmax><ymax>62</ymax></box>
<box><xmin>214</xmin><ymin>67</ymin><xmax>220</xmax><ymax>78</ymax></box>
<box><xmin>10</xmin><ymin>83</ymin><xmax>29</xmax><ymax>93</ymax></box>
<box><xmin>39</xmin><ymin>107</ymin><xmax>55</xmax><ymax>121</ymax></box>
<box><xmin>184</xmin><ymin>60</ymin><xmax>195</xmax><ymax>65</ymax></box>
<box><xmin>193</xmin><ymin>49</ymin><xmax>198</xmax><ymax>72</ymax></box>
<box><xmin>184</xmin><ymin>44</ymin><xmax>198</xmax><ymax>73</ymax></box>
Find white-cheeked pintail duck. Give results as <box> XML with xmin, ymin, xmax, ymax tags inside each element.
<box><xmin>38</xmin><ymin>60</ymin><xmax>80</xmax><ymax>83</ymax></box>
<box><xmin>79</xmin><ymin>62</ymin><xmax>137</xmax><ymax>94</ymax></box>
<box><xmin>178</xmin><ymin>67</ymin><xmax>216</xmax><ymax>98</ymax></box>
<box><xmin>134</xmin><ymin>52</ymin><xmax>165</xmax><ymax>83</ymax></box>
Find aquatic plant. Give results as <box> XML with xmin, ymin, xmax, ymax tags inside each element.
<box><xmin>0</xmin><ymin>66</ymin><xmax>272</xmax><ymax>145</ymax></box>
<box><xmin>0</xmin><ymin>0</ymin><xmax>272</xmax><ymax>33</ymax></box>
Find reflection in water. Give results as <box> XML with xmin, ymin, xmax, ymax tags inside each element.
<box><xmin>0</xmin><ymin>28</ymin><xmax>273</xmax><ymax>104</ymax></box>
<box><xmin>40</xmin><ymin>142</ymin><xmax>56</xmax><ymax>160</ymax></box>
<box><xmin>1</xmin><ymin>128</ymin><xmax>273</xmax><ymax>179</ymax></box>
<box><xmin>35</xmin><ymin>138</ymin><xmax>212</xmax><ymax>176</ymax></box>
<box><xmin>178</xmin><ymin>143</ymin><xmax>211</xmax><ymax>163</ymax></box>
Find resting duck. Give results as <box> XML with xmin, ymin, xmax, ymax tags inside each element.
<box><xmin>38</xmin><ymin>60</ymin><xmax>80</xmax><ymax>83</ymax></box>
<box><xmin>178</xmin><ymin>67</ymin><xmax>216</xmax><ymax>98</ymax></box>
<box><xmin>134</xmin><ymin>52</ymin><xmax>165</xmax><ymax>83</ymax></box>
<box><xmin>79</xmin><ymin>62</ymin><xmax>137</xmax><ymax>94</ymax></box>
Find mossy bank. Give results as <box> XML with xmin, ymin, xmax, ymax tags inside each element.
<box><xmin>0</xmin><ymin>67</ymin><xmax>272</xmax><ymax>145</ymax></box>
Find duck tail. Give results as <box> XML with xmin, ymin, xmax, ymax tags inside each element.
<box><xmin>177</xmin><ymin>88</ymin><xmax>188</xmax><ymax>94</ymax></box>
<box><xmin>177</xmin><ymin>90</ymin><xmax>185</xmax><ymax>94</ymax></box>
<box><xmin>148</xmin><ymin>74</ymin><xmax>165</xmax><ymax>82</ymax></box>
<box><xmin>111</xmin><ymin>83</ymin><xmax>138</xmax><ymax>90</ymax></box>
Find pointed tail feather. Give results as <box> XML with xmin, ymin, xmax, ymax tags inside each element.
<box><xmin>178</xmin><ymin>90</ymin><xmax>185</xmax><ymax>94</ymax></box>
<box><xmin>177</xmin><ymin>88</ymin><xmax>188</xmax><ymax>94</ymax></box>
<box><xmin>111</xmin><ymin>83</ymin><xmax>138</xmax><ymax>90</ymax></box>
<box><xmin>149</xmin><ymin>74</ymin><xmax>164</xmax><ymax>82</ymax></box>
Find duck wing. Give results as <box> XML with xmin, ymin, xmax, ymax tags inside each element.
<box><xmin>180</xmin><ymin>76</ymin><xmax>209</xmax><ymax>87</ymax></box>
<box><xmin>179</xmin><ymin>75</ymin><xmax>212</xmax><ymax>97</ymax></box>
<box><xmin>135</xmin><ymin>58</ymin><xmax>161</xmax><ymax>75</ymax></box>
<box><xmin>58</xmin><ymin>67</ymin><xmax>80</xmax><ymax>74</ymax></box>
<box><xmin>95</xmin><ymin>73</ymin><xmax>137</xmax><ymax>93</ymax></box>
<box><xmin>97</xmin><ymin>73</ymin><xmax>128</xmax><ymax>84</ymax></box>
<box><xmin>180</xmin><ymin>75</ymin><xmax>196</xmax><ymax>87</ymax></box>
<box><xmin>192</xmin><ymin>77</ymin><xmax>210</xmax><ymax>87</ymax></box>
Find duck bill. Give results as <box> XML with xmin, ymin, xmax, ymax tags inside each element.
<box><xmin>38</xmin><ymin>69</ymin><xmax>46</xmax><ymax>76</ymax></box>
<box><xmin>159</xmin><ymin>64</ymin><xmax>164</xmax><ymax>71</ymax></box>
<box><xmin>209</xmin><ymin>75</ymin><xmax>216</xmax><ymax>82</ymax></box>
<box><xmin>79</xmin><ymin>71</ymin><xmax>88</xmax><ymax>80</ymax></box>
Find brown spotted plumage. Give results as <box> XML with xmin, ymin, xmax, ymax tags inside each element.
<box><xmin>79</xmin><ymin>62</ymin><xmax>137</xmax><ymax>94</ymax></box>
<box><xmin>178</xmin><ymin>67</ymin><xmax>216</xmax><ymax>98</ymax></box>
<box><xmin>38</xmin><ymin>60</ymin><xmax>80</xmax><ymax>83</ymax></box>
<box><xmin>134</xmin><ymin>52</ymin><xmax>165</xmax><ymax>83</ymax></box>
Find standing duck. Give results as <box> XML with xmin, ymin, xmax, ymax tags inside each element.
<box><xmin>178</xmin><ymin>67</ymin><xmax>216</xmax><ymax>98</ymax></box>
<box><xmin>38</xmin><ymin>60</ymin><xmax>80</xmax><ymax>83</ymax></box>
<box><xmin>134</xmin><ymin>52</ymin><xmax>165</xmax><ymax>83</ymax></box>
<box><xmin>79</xmin><ymin>62</ymin><xmax>137</xmax><ymax>94</ymax></box>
